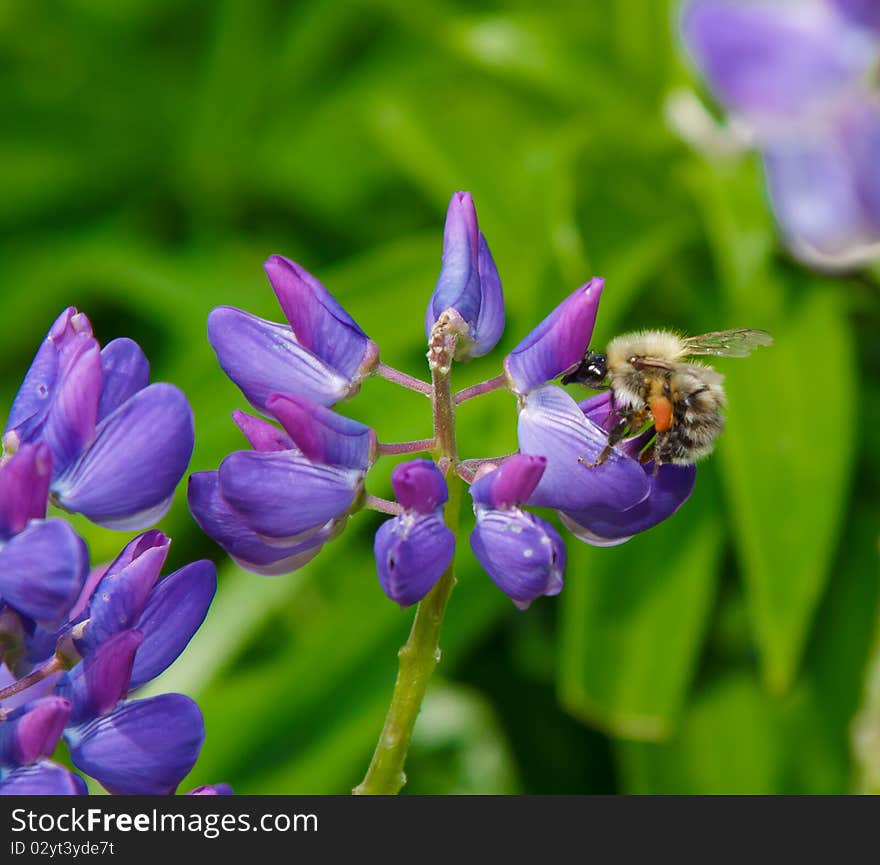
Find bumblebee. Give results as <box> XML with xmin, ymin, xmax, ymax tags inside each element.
<box><xmin>562</xmin><ymin>328</ymin><xmax>773</xmax><ymax>466</ymax></box>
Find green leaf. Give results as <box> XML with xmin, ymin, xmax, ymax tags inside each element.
<box><xmin>719</xmin><ymin>283</ymin><xmax>857</xmax><ymax>694</ymax></box>
<box><xmin>617</xmin><ymin>672</ymin><xmax>783</xmax><ymax>794</ymax></box>
<box><xmin>557</xmin><ymin>482</ymin><xmax>723</xmax><ymax>741</ymax></box>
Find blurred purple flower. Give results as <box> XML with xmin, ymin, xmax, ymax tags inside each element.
<box><xmin>425</xmin><ymin>191</ymin><xmax>505</xmax><ymax>360</ymax></box>
<box><xmin>680</xmin><ymin>0</ymin><xmax>880</xmax><ymax>266</ymax></box>
<box><xmin>3</xmin><ymin>308</ymin><xmax>194</xmax><ymax>530</ymax></box>
<box><xmin>374</xmin><ymin>460</ymin><xmax>455</xmax><ymax>607</ymax></box>
<box><xmin>208</xmin><ymin>255</ymin><xmax>379</xmax><ymax>411</ymax></box>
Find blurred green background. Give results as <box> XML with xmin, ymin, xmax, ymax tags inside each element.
<box><xmin>2</xmin><ymin>0</ymin><xmax>879</xmax><ymax>794</ymax></box>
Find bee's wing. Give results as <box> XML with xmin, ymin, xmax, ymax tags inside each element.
<box><xmin>631</xmin><ymin>356</ymin><xmax>725</xmax><ymax>384</ymax></box>
<box><xmin>679</xmin><ymin>328</ymin><xmax>773</xmax><ymax>358</ymax></box>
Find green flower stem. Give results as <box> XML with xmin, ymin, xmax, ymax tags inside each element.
<box><xmin>354</xmin><ymin>330</ymin><xmax>461</xmax><ymax>795</ymax></box>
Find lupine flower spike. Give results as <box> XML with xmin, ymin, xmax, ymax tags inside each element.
<box><xmin>0</xmin><ymin>311</ymin><xmax>227</xmax><ymax>795</ymax></box>
<box><xmin>192</xmin><ymin>190</ymin><xmax>752</xmax><ymax>796</ymax></box>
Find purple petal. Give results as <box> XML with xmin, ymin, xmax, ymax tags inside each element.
<box><xmin>264</xmin><ymin>255</ymin><xmax>378</xmax><ymax>380</ymax></box>
<box><xmin>470</xmin><ymin>508</ymin><xmax>566</xmax><ymax>610</ymax></box>
<box><xmin>517</xmin><ymin>385</ymin><xmax>651</xmax><ymax>512</ymax></box>
<box><xmin>470</xmin><ymin>454</ymin><xmax>547</xmax><ymax>509</ymax></box>
<box><xmin>830</xmin><ymin>0</ymin><xmax>880</xmax><ymax>30</ymax></box>
<box><xmin>76</xmin><ymin>531</ymin><xmax>170</xmax><ymax>654</ymax></box>
<box><xmin>4</xmin><ymin>340</ymin><xmax>60</xmax><ymax>445</ymax></box>
<box><xmin>232</xmin><ymin>410</ymin><xmax>295</xmax><ymax>452</ymax></box>
<box><xmin>0</xmin><ymin>518</ymin><xmax>88</xmax><ymax>625</ymax></box>
<box><xmin>52</xmin><ymin>383</ymin><xmax>194</xmax><ymax>530</ymax></box>
<box><xmin>0</xmin><ymin>760</ymin><xmax>87</xmax><ymax>795</ymax></box>
<box><xmin>188</xmin><ymin>783</ymin><xmax>234</xmax><ymax>795</ymax></box>
<box><xmin>97</xmin><ymin>338</ymin><xmax>150</xmax><ymax>421</ymax></box>
<box><xmin>561</xmin><ymin>463</ymin><xmax>697</xmax><ymax>543</ymax></box>
<box><xmin>471</xmin><ymin>234</ymin><xmax>506</xmax><ymax>357</ymax></box>
<box><xmin>217</xmin><ymin>450</ymin><xmax>361</xmax><ymax>539</ymax></box>
<box><xmin>391</xmin><ymin>459</ymin><xmax>449</xmax><ymax>514</ymax></box>
<box><xmin>0</xmin><ymin>697</ymin><xmax>71</xmax><ymax>767</ymax></box>
<box><xmin>838</xmin><ymin>99</ymin><xmax>880</xmax><ymax>229</ymax></box>
<box><xmin>425</xmin><ymin>193</ymin><xmax>505</xmax><ymax>359</ymax></box>
<box><xmin>427</xmin><ymin>192</ymin><xmax>481</xmax><ymax>330</ymax></box>
<box><xmin>57</xmin><ymin>631</ymin><xmax>143</xmax><ymax>725</ymax></box>
<box><xmin>374</xmin><ymin>512</ymin><xmax>455</xmax><ymax>607</ymax></box>
<box><xmin>128</xmin><ymin>560</ymin><xmax>217</xmax><ymax>689</ymax></box>
<box><xmin>48</xmin><ymin>307</ymin><xmax>93</xmax><ymax>345</ymax></box>
<box><xmin>680</xmin><ymin>0</ymin><xmax>872</xmax><ymax>122</ymax></box>
<box><xmin>188</xmin><ymin>472</ymin><xmax>338</xmax><ymax>575</ymax></box>
<box><xmin>39</xmin><ymin>335</ymin><xmax>102</xmax><ymax>476</ymax></box>
<box><xmin>207</xmin><ymin>306</ymin><xmax>353</xmax><ymax>410</ymax></box>
<box><xmin>578</xmin><ymin>391</ymin><xmax>618</xmax><ymax>432</ymax></box>
<box><xmin>267</xmin><ymin>393</ymin><xmax>376</xmax><ymax>469</ymax></box>
<box><xmin>762</xmin><ymin>130</ymin><xmax>879</xmax><ymax>259</ymax></box>
<box><xmin>66</xmin><ymin>694</ymin><xmax>205</xmax><ymax>795</ymax></box>
<box><xmin>0</xmin><ymin>443</ymin><xmax>52</xmax><ymax>539</ymax></box>
<box><xmin>5</xmin><ymin>308</ymin><xmax>93</xmax><ymax>444</ymax></box>
<box><xmin>504</xmin><ymin>279</ymin><xmax>604</xmax><ymax>394</ymax></box>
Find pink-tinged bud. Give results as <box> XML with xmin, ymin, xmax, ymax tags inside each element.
<box><xmin>391</xmin><ymin>460</ymin><xmax>448</xmax><ymax>514</ymax></box>
<box><xmin>0</xmin><ymin>697</ymin><xmax>71</xmax><ymax>767</ymax></box>
<box><xmin>504</xmin><ymin>279</ymin><xmax>604</xmax><ymax>394</ymax></box>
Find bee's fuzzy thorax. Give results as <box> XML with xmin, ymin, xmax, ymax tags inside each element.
<box><xmin>605</xmin><ymin>330</ymin><xmax>686</xmax><ymax>367</ymax></box>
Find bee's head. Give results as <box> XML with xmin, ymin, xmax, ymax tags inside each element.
<box><xmin>561</xmin><ymin>350</ymin><xmax>608</xmax><ymax>388</ymax></box>
<box><xmin>582</xmin><ymin>351</ymin><xmax>608</xmax><ymax>384</ymax></box>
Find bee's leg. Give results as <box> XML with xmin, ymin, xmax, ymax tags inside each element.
<box><xmin>651</xmin><ymin>433</ymin><xmax>667</xmax><ymax>477</ymax></box>
<box><xmin>580</xmin><ymin>410</ymin><xmax>641</xmax><ymax>468</ymax></box>
<box><xmin>580</xmin><ymin>418</ymin><xmax>628</xmax><ymax>467</ymax></box>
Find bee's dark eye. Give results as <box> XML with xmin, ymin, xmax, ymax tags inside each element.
<box><xmin>561</xmin><ymin>350</ymin><xmax>607</xmax><ymax>387</ymax></box>
<box><xmin>663</xmin><ymin>381</ymin><xmax>671</xmax><ymax>397</ymax></box>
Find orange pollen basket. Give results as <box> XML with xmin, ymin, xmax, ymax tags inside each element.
<box><xmin>649</xmin><ymin>396</ymin><xmax>673</xmax><ymax>432</ymax></box>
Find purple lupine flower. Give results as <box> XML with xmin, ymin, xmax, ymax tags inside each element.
<box><xmin>517</xmin><ymin>387</ymin><xmax>696</xmax><ymax>545</ymax></box>
<box><xmin>55</xmin><ymin>551</ymin><xmax>218</xmax><ymax>795</ymax></box>
<box><xmin>0</xmin><ymin>697</ymin><xmax>71</xmax><ymax>768</ymax></box>
<box><xmin>469</xmin><ymin>455</ymin><xmax>566</xmax><ymax>609</ymax></box>
<box><xmin>680</xmin><ymin>0</ymin><xmax>880</xmax><ymax>266</ymax></box>
<box><xmin>517</xmin><ymin>386</ymin><xmax>652</xmax><ymax>513</ymax></box>
<box><xmin>0</xmin><ymin>531</ymin><xmax>218</xmax><ymax>796</ymax></box>
<box><xmin>0</xmin><ymin>760</ymin><xmax>88</xmax><ymax>795</ymax></box>
<box><xmin>3</xmin><ymin>307</ymin><xmax>195</xmax><ymax>530</ymax></box>
<box><xmin>503</xmin><ymin>279</ymin><xmax>604</xmax><ymax>394</ymax></box>
<box><xmin>0</xmin><ymin>445</ymin><xmax>89</xmax><ymax>628</ymax></box>
<box><xmin>374</xmin><ymin>460</ymin><xmax>455</xmax><ymax>606</ymax></box>
<box><xmin>1</xmin><ymin>314</ymin><xmax>222</xmax><ymax>797</ymax></box>
<box><xmin>189</xmin><ymin>395</ymin><xmax>373</xmax><ymax>575</ymax></box>
<box><xmin>70</xmin><ymin>530</ymin><xmax>171</xmax><ymax>656</ymax></box>
<box><xmin>53</xmin><ymin>631</ymin><xmax>205</xmax><ymax>796</ymax></box>
<box><xmin>425</xmin><ymin>191</ymin><xmax>505</xmax><ymax>360</ymax></box>
<box><xmin>208</xmin><ymin>255</ymin><xmax>379</xmax><ymax>411</ymax></box>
